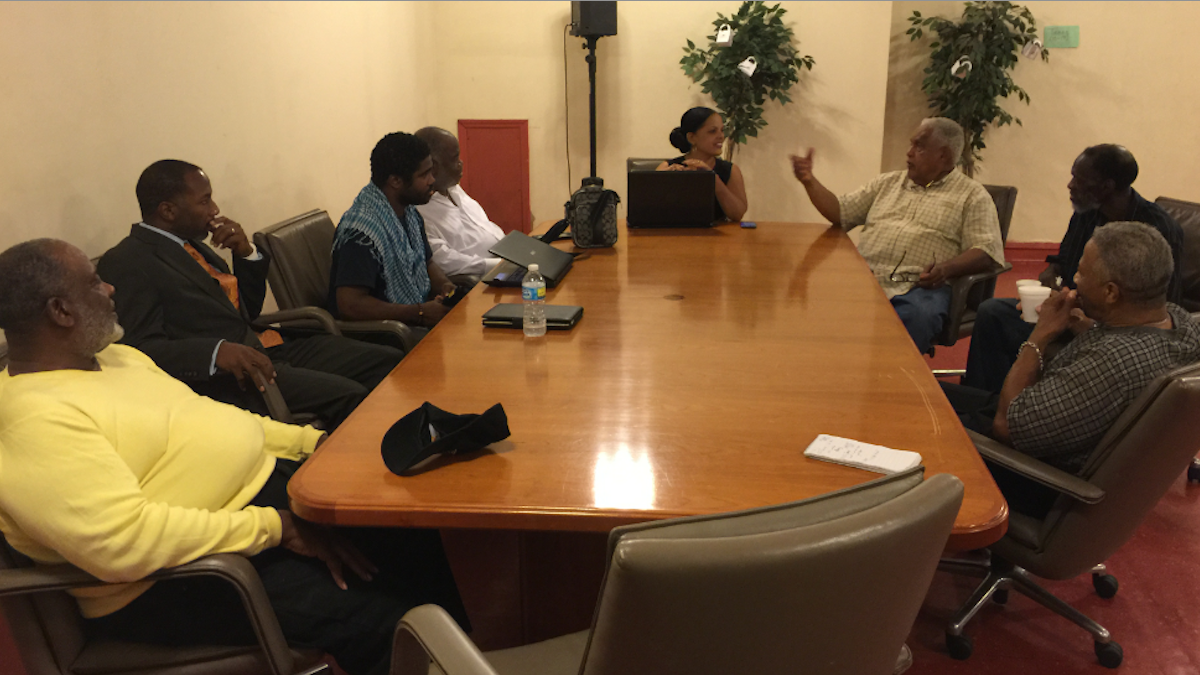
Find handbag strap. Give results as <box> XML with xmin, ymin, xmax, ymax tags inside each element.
<box><xmin>587</xmin><ymin>190</ymin><xmax>615</xmax><ymax>233</ymax></box>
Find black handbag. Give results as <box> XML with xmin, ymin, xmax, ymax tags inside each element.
<box><xmin>566</xmin><ymin>177</ymin><xmax>620</xmax><ymax>248</ymax></box>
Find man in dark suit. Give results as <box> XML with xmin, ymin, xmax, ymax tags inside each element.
<box><xmin>98</xmin><ymin>160</ymin><xmax>403</xmax><ymax>427</ymax></box>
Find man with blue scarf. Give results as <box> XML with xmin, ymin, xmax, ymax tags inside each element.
<box><xmin>329</xmin><ymin>133</ymin><xmax>457</xmax><ymax>330</ymax></box>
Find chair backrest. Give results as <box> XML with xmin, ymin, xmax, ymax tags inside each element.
<box><xmin>626</xmin><ymin>157</ymin><xmax>666</xmax><ymax>173</ymax></box>
<box><xmin>252</xmin><ymin>210</ymin><xmax>337</xmax><ymax>311</ymax></box>
<box><xmin>578</xmin><ymin>468</ymin><xmax>964</xmax><ymax>675</ymax></box>
<box><xmin>1154</xmin><ymin>196</ymin><xmax>1200</xmax><ymax>312</ymax></box>
<box><xmin>984</xmin><ymin>184</ymin><xmax>1017</xmax><ymax>244</ymax></box>
<box><xmin>963</xmin><ymin>184</ymin><xmax>1018</xmax><ymax>311</ymax></box>
<box><xmin>1029</xmin><ymin>361</ymin><xmax>1200</xmax><ymax>579</ymax></box>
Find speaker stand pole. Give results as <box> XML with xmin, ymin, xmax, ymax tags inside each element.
<box><xmin>584</xmin><ymin>35</ymin><xmax>599</xmax><ymax>180</ymax></box>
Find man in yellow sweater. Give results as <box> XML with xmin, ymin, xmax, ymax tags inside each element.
<box><xmin>0</xmin><ymin>239</ymin><xmax>466</xmax><ymax>675</ymax></box>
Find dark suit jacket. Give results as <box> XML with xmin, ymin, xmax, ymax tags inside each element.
<box><xmin>97</xmin><ymin>224</ymin><xmax>272</xmax><ymax>383</ymax></box>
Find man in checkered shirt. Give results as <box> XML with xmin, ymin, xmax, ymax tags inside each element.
<box><xmin>791</xmin><ymin>117</ymin><xmax>1005</xmax><ymax>353</ymax></box>
<box><xmin>943</xmin><ymin>222</ymin><xmax>1200</xmax><ymax>516</ymax></box>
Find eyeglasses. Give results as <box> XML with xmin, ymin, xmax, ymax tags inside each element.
<box><xmin>888</xmin><ymin>250</ymin><xmax>928</xmax><ymax>283</ymax></box>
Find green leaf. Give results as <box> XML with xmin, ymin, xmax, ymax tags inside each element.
<box><xmin>675</xmin><ymin>0</ymin><xmax>814</xmax><ymax>151</ymax></box>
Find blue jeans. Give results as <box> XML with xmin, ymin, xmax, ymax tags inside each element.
<box><xmin>890</xmin><ymin>286</ymin><xmax>952</xmax><ymax>354</ymax></box>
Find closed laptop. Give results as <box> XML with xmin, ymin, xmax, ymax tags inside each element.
<box><xmin>481</xmin><ymin>303</ymin><xmax>583</xmax><ymax>330</ymax></box>
<box><xmin>484</xmin><ymin>231</ymin><xmax>575</xmax><ymax>288</ymax></box>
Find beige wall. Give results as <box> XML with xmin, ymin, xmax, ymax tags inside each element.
<box><xmin>0</xmin><ymin>1</ymin><xmax>432</xmax><ymax>258</ymax></box>
<box><xmin>4</xmin><ymin>1</ymin><xmax>1198</xmax><ymax>259</ymax></box>
<box><xmin>0</xmin><ymin>0</ymin><xmax>893</xmax><ymax>262</ymax></box>
<box><xmin>427</xmin><ymin>1</ymin><xmax>893</xmax><ymax>226</ymax></box>
<box><xmin>884</xmin><ymin>1</ymin><xmax>1200</xmax><ymax>244</ymax></box>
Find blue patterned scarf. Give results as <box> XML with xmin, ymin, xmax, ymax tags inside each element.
<box><xmin>333</xmin><ymin>183</ymin><xmax>431</xmax><ymax>305</ymax></box>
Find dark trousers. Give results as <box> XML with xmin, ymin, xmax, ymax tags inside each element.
<box><xmin>962</xmin><ymin>298</ymin><xmax>1033</xmax><ymax>394</ymax></box>
<box><xmin>891</xmin><ymin>286</ymin><xmax>952</xmax><ymax>354</ymax></box>
<box><xmin>940</xmin><ymin>381</ymin><xmax>1059</xmax><ymax>519</ymax></box>
<box><xmin>193</xmin><ymin>334</ymin><xmax>403</xmax><ymax>428</ymax></box>
<box><xmin>85</xmin><ymin>460</ymin><xmax>469</xmax><ymax>675</ymax></box>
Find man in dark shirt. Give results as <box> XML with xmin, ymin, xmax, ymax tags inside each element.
<box><xmin>329</xmin><ymin>132</ymin><xmax>457</xmax><ymax>330</ymax></box>
<box><xmin>962</xmin><ymin>145</ymin><xmax>1184</xmax><ymax>393</ymax></box>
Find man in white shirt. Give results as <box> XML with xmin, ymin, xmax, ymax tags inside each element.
<box><xmin>414</xmin><ymin>127</ymin><xmax>505</xmax><ymax>284</ymax></box>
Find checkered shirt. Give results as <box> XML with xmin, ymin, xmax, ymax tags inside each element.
<box><xmin>838</xmin><ymin>170</ymin><xmax>1004</xmax><ymax>299</ymax></box>
<box><xmin>1008</xmin><ymin>304</ymin><xmax>1200</xmax><ymax>475</ymax></box>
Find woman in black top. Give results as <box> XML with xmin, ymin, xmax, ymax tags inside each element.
<box><xmin>656</xmin><ymin>107</ymin><xmax>748</xmax><ymax>222</ymax></box>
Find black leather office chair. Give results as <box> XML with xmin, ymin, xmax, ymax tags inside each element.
<box><xmin>1153</xmin><ymin>199</ymin><xmax>1200</xmax><ymax>481</ymax></box>
<box><xmin>930</xmin><ymin>184</ymin><xmax>1018</xmax><ymax>352</ymax></box>
<box><xmin>1154</xmin><ymin>196</ymin><xmax>1200</xmax><ymax>313</ymax></box>
<box><xmin>253</xmin><ymin>210</ymin><xmax>423</xmax><ymax>352</ymax></box>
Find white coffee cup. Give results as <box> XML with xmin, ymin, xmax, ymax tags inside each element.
<box><xmin>1017</xmin><ymin>285</ymin><xmax>1052</xmax><ymax>323</ymax></box>
<box><xmin>1015</xmin><ymin>279</ymin><xmax>1041</xmax><ymax>287</ymax></box>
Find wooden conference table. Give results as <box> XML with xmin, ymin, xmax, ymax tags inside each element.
<box><xmin>289</xmin><ymin>221</ymin><xmax>1007</xmax><ymax>644</ymax></box>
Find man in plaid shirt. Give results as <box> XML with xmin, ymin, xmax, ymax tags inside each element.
<box><xmin>791</xmin><ymin>117</ymin><xmax>1004</xmax><ymax>353</ymax></box>
<box><xmin>944</xmin><ymin>222</ymin><xmax>1200</xmax><ymax>516</ymax></box>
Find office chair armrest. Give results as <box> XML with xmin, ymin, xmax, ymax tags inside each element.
<box><xmin>255</xmin><ymin>308</ymin><xmax>342</xmax><ymax>336</ymax></box>
<box><xmin>390</xmin><ymin>604</ymin><xmax>499</xmax><ymax>675</ymax></box>
<box><xmin>945</xmin><ymin>263</ymin><xmax>1013</xmax><ymax>333</ymax></box>
<box><xmin>967</xmin><ymin>430</ymin><xmax>1105</xmax><ymax>504</ymax></box>
<box><xmin>0</xmin><ymin>563</ymin><xmax>109</xmax><ymax>596</ymax></box>
<box><xmin>336</xmin><ymin>320</ymin><xmax>423</xmax><ymax>353</ymax></box>
<box><xmin>0</xmin><ymin>554</ymin><xmax>301</xmax><ymax>675</ymax></box>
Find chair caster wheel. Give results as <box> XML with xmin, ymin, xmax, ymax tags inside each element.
<box><xmin>992</xmin><ymin>588</ymin><xmax>1009</xmax><ymax>605</ymax></box>
<box><xmin>1093</xmin><ymin>573</ymin><xmax>1119</xmax><ymax>599</ymax></box>
<box><xmin>946</xmin><ymin>632</ymin><xmax>973</xmax><ymax>660</ymax></box>
<box><xmin>1095</xmin><ymin>640</ymin><xmax>1123</xmax><ymax>668</ymax></box>
<box><xmin>1188</xmin><ymin>459</ymin><xmax>1200</xmax><ymax>483</ymax></box>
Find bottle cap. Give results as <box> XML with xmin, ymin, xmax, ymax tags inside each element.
<box><xmin>528</xmin><ymin>264</ymin><xmax>539</xmax><ymax>272</ymax></box>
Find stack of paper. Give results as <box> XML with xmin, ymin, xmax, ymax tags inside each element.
<box><xmin>803</xmin><ymin>434</ymin><xmax>922</xmax><ymax>474</ymax></box>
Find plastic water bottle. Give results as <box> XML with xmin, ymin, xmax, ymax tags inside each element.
<box><xmin>522</xmin><ymin>264</ymin><xmax>547</xmax><ymax>337</ymax></box>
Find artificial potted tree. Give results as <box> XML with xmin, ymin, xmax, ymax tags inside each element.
<box><xmin>907</xmin><ymin>1</ymin><xmax>1050</xmax><ymax>177</ymax></box>
<box><xmin>680</xmin><ymin>1</ymin><xmax>815</xmax><ymax>161</ymax></box>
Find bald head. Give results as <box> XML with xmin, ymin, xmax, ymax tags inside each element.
<box><xmin>415</xmin><ymin>127</ymin><xmax>463</xmax><ymax>193</ymax></box>
<box><xmin>415</xmin><ymin>127</ymin><xmax>455</xmax><ymax>154</ymax></box>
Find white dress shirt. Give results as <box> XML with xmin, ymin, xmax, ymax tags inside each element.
<box><xmin>416</xmin><ymin>185</ymin><xmax>505</xmax><ymax>277</ymax></box>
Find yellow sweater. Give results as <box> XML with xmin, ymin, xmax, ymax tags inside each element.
<box><xmin>0</xmin><ymin>344</ymin><xmax>323</xmax><ymax>617</ymax></box>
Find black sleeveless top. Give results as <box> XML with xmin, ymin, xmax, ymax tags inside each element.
<box><xmin>667</xmin><ymin>156</ymin><xmax>735</xmax><ymax>222</ymax></box>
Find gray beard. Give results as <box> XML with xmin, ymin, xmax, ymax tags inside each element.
<box><xmin>81</xmin><ymin>314</ymin><xmax>124</xmax><ymax>355</ymax></box>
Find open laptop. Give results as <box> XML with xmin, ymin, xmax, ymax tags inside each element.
<box><xmin>482</xmin><ymin>230</ymin><xmax>575</xmax><ymax>288</ymax></box>
<box><xmin>626</xmin><ymin>169</ymin><xmax>717</xmax><ymax>228</ymax></box>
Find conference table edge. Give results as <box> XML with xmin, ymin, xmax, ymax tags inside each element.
<box><xmin>288</xmin><ymin>466</ymin><xmax>1009</xmax><ymax>550</ymax></box>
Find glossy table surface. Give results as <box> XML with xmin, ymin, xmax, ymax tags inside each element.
<box><xmin>289</xmin><ymin>222</ymin><xmax>1007</xmax><ymax>550</ymax></box>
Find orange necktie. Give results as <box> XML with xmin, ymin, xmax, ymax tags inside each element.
<box><xmin>184</xmin><ymin>243</ymin><xmax>283</xmax><ymax>348</ymax></box>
